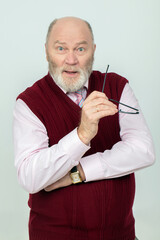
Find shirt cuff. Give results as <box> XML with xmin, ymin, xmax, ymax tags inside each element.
<box><xmin>58</xmin><ymin>128</ymin><xmax>90</xmax><ymax>166</ymax></box>
<box><xmin>80</xmin><ymin>153</ymin><xmax>104</xmax><ymax>182</ymax></box>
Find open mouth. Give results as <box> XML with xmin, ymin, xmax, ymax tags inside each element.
<box><xmin>63</xmin><ymin>70</ymin><xmax>79</xmax><ymax>76</ymax></box>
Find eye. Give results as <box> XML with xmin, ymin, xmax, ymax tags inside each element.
<box><xmin>78</xmin><ymin>47</ymin><xmax>84</xmax><ymax>52</ymax></box>
<box><xmin>58</xmin><ymin>46</ymin><xmax>64</xmax><ymax>51</ymax></box>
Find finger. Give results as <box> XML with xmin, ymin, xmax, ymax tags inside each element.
<box><xmin>84</xmin><ymin>91</ymin><xmax>108</xmax><ymax>104</ymax></box>
<box><xmin>81</xmin><ymin>103</ymin><xmax>118</xmax><ymax>125</ymax></box>
<box><xmin>44</xmin><ymin>184</ymin><xmax>55</xmax><ymax>192</ymax></box>
<box><xmin>95</xmin><ymin>103</ymin><xmax>118</xmax><ymax>113</ymax></box>
<box><xmin>94</xmin><ymin>107</ymin><xmax>118</xmax><ymax>119</ymax></box>
<box><xmin>83</xmin><ymin>97</ymin><xmax>117</xmax><ymax>111</ymax></box>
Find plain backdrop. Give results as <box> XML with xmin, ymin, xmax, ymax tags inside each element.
<box><xmin>0</xmin><ymin>0</ymin><xmax>160</xmax><ymax>239</ymax></box>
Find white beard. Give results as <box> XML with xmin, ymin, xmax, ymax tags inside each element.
<box><xmin>48</xmin><ymin>56</ymin><xmax>94</xmax><ymax>92</ymax></box>
<box><xmin>51</xmin><ymin>67</ymin><xmax>89</xmax><ymax>92</ymax></box>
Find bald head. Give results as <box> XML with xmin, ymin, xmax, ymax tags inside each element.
<box><xmin>46</xmin><ymin>17</ymin><xmax>94</xmax><ymax>47</ymax></box>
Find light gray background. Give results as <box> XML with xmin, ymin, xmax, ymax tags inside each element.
<box><xmin>0</xmin><ymin>0</ymin><xmax>159</xmax><ymax>239</ymax></box>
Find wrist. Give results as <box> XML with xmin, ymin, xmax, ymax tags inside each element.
<box><xmin>77</xmin><ymin>164</ymin><xmax>86</xmax><ymax>181</ymax></box>
<box><xmin>77</xmin><ymin>127</ymin><xmax>90</xmax><ymax>146</ymax></box>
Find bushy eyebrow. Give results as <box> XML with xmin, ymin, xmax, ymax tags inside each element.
<box><xmin>76</xmin><ymin>41</ymin><xmax>88</xmax><ymax>46</ymax></box>
<box><xmin>54</xmin><ymin>40</ymin><xmax>66</xmax><ymax>45</ymax></box>
<box><xmin>54</xmin><ymin>40</ymin><xmax>88</xmax><ymax>46</ymax></box>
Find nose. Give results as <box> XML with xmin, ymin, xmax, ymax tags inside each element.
<box><xmin>65</xmin><ymin>51</ymin><xmax>78</xmax><ymax>65</ymax></box>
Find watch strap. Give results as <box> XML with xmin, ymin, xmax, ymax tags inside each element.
<box><xmin>71</xmin><ymin>166</ymin><xmax>77</xmax><ymax>173</ymax></box>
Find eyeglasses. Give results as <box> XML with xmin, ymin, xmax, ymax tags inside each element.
<box><xmin>102</xmin><ymin>65</ymin><xmax>139</xmax><ymax>114</ymax></box>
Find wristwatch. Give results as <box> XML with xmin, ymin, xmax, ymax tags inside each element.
<box><xmin>70</xmin><ymin>166</ymin><xmax>82</xmax><ymax>184</ymax></box>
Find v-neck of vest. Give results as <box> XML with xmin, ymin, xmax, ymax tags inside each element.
<box><xmin>44</xmin><ymin>71</ymin><xmax>107</xmax><ymax>109</ymax></box>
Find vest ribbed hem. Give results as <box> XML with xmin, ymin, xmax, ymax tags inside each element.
<box><xmin>29</xmin><ymin>227</ymin><xmax>135</xmax><ymax>240</ymax></box>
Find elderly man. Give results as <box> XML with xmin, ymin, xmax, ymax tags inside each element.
<box><xmin>13</xmin><ymin>17</ymin><xmax>155</xmax><ymax>240</ymax></box>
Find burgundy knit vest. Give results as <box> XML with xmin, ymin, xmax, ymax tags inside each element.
<box><xmin>18</xmin><ymin>71</ymin><xmax>135</xmax><ymax>240</ymax></box>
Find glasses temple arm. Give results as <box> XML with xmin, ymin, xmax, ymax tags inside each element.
<box><xmin>109</xmin><ymin>98</ymin><xmax>139</xmax><ymax>112</ymax></box>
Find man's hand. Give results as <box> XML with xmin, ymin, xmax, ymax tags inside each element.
<box><xmin>44</xmin><ymin>164</ymin><xmax>86</xmax><ymax>192</ymax></box>
<box><xmin>77</xmin><ymin>91</ymin><xmax>118</xmax><ymax>145</ymax></box>
<box><xmin>44</xmin><ymin>172</ymin><xmax>72</xmax><ymax>192</ymax></box>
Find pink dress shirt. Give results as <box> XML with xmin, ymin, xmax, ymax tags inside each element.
<box><xmin>13</xmin><ymin>82</ymin><xmax>155</xmax><ymax>193</ymax></box>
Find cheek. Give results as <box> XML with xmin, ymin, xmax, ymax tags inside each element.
<box><xmin>52</xmin><ymin>57</ymin><xmax>65</xmax><ymax>67</ymax></box>
<box><xmin>79</xmin><ymin>55</ymin><xmax>93</xmax><ymax>68</ymax></box>
<box><xmin>78</xmin><ymin>57</ymin><xmax>89</xmax><ymax>67</ymax></box>
<box><xmin>48</xmin><ymin>51</ymin><xmax>65</xmax><ymax>66</ymax></box>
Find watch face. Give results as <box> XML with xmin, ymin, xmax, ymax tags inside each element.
<box><xmin>71</xmin><ymin>172</ymin><xmax>82</xmax><ymax>184</ymax></box>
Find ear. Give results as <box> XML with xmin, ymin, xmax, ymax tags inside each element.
<box><xmin>45</xmin><ymin>43</ymin><xmax>49</xmax><ymax>62</ymax></box>
<box><xmin>93</xmin><ymin>44</ymin><xmax>96</xmax><ymax>53</ymax></box>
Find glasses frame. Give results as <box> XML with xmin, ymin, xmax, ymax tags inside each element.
<box><xmin>102</xmin><ymin>65</ymin><xmax>139</xmax><ymax>114</ymax></box>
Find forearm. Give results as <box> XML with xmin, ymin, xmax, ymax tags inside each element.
<box><xmin>80</xmin><ymin>84</ymin><xmax>155</xmax><ymax>181</ymax></box>
<box><xmin>15</xmin><ymin>130</ymin><xmax>89</xmax><ymax>193</ymax></box>
<box><xmin>44</xmin><ymin>163</ymin><xmax>86</xmax><ymax>192</ymax></box>
<box><xmin>13</xmin><ymin>99</ymin><xmax>89</xmax><ymax>193</ymax></box>
<box><xmin>80</xmin><ymin>131</ymin><xmax>155</xmax><ymax>182</ymax></box>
